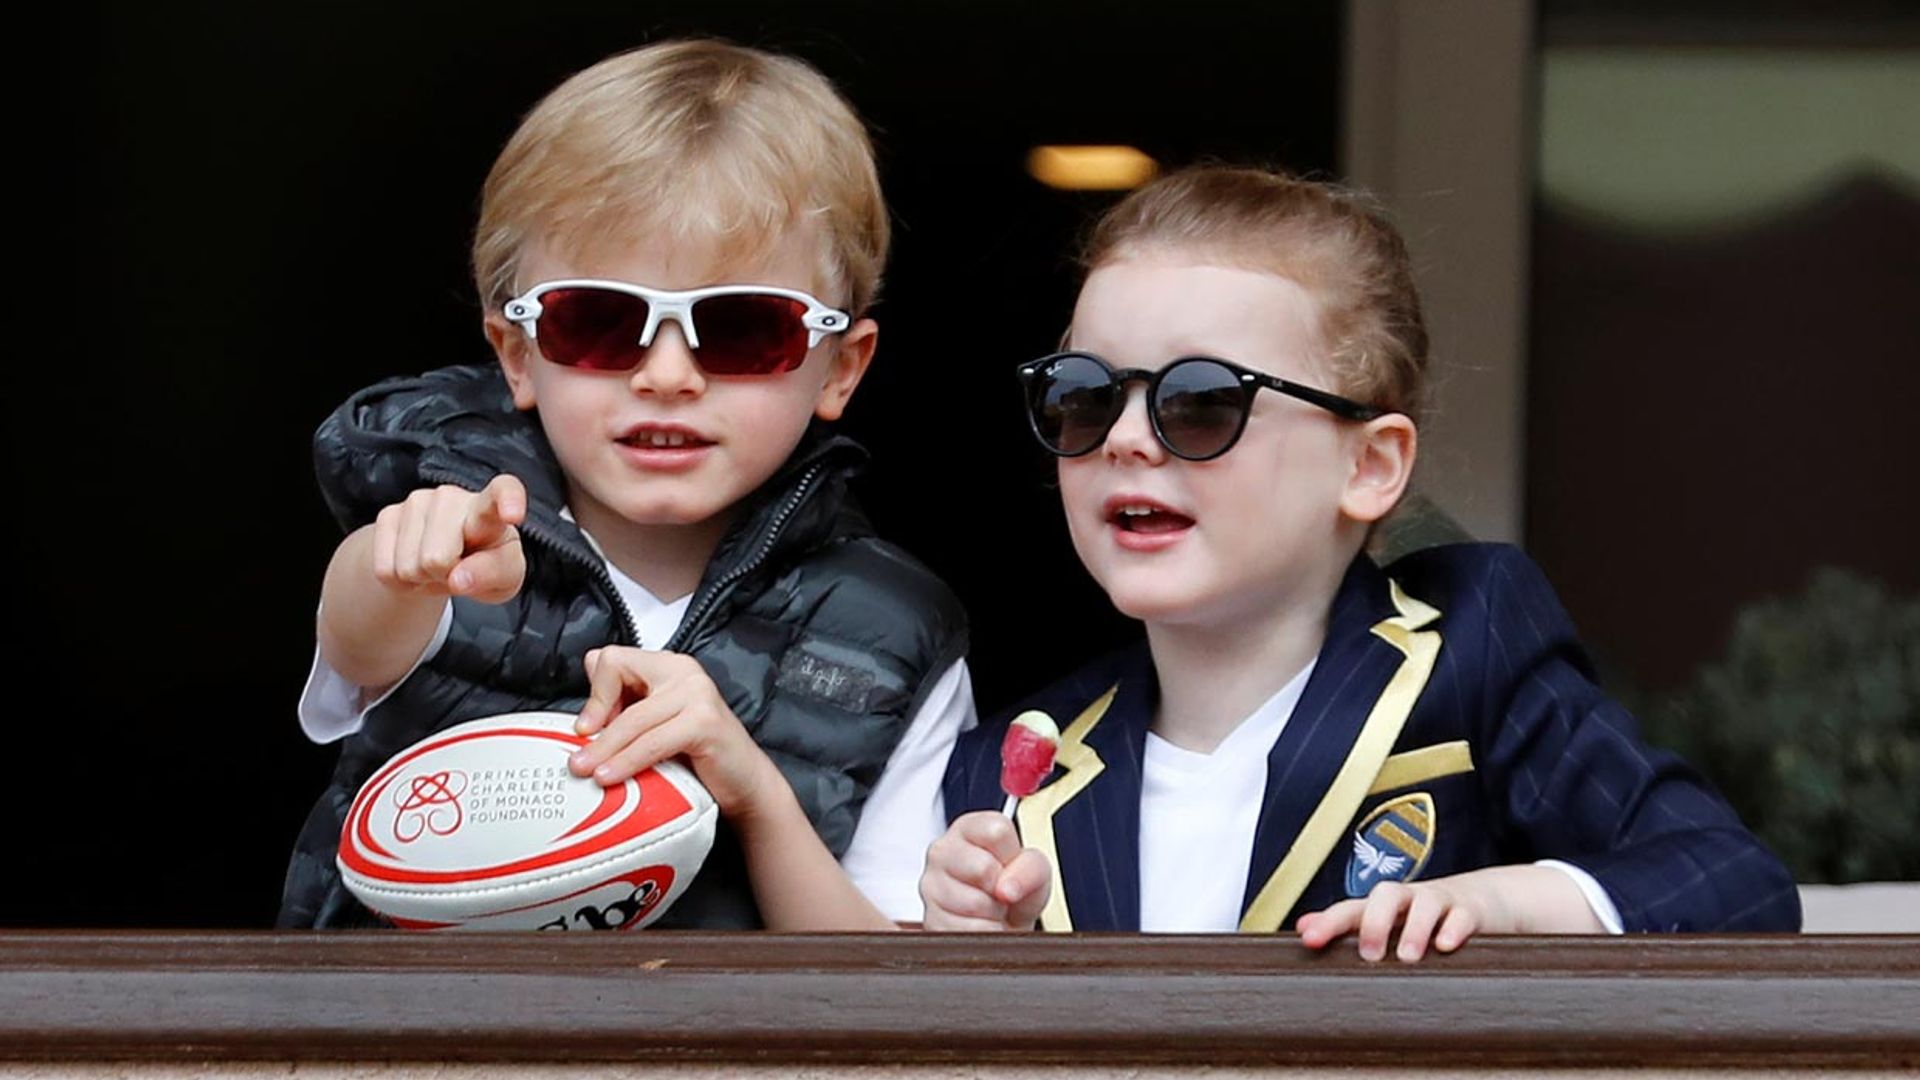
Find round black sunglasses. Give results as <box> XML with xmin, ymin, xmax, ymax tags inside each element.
<box><xmin>1016</xmin><ymin>351</ymin><xmax>1387</xmax><ymax>462</ymax></box>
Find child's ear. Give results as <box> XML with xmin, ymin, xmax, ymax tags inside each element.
<box><xmin>812</xmin><ymin>316</ymin><xmax>879</xmax><ymax>422</ymax></box>
<box><xmin>483</xmin><ymin>312</ymin><xmax>539</xmax><ymax>411</ymax></box>
<box><xmin>1339</xmin><ymin>413</ymin><xmax>1418</xmax><ymax>524</ymax></box>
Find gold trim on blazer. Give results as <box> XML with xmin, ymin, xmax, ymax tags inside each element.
<box><xmin>1239</xmin><ymin>580</ymin><xmax>1444</xmax><ymax>932</ymax></box>
<box><xmin>1015</xmin><ymin>685</ymin><xmax>1117</xmax><ymax>932</ymax></box>
<box><xmin>1368</xmin><ymin>740</ymin><xmax>1474</xmax><ymax>795</ymax></box>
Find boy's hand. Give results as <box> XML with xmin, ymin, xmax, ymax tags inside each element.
<box><xmin>1296</xmin><ymin>864</ymin><xmax>1604</xmax><ymax>961</ymax></box>
<box><xmin>371</xmin><ymin>474</ymin><xmax>527</xmax><ymax>603</ymax></box>
<box><xmin>570</xmin><ymin>647</ymin><xmax>785</xmax><ymax>818</ymax></box>
<box><xmin>919</xmin><ymin>811</ymin><xmax>1053</xmax><ymax>931</ymax></box>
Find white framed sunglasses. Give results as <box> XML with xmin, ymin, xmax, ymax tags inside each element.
<box><xmin>502</xmin><ymin>279</ymin><xmax>851</xmax><ymax>376</ymax></box>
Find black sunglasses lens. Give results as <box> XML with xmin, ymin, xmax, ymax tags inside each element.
<box><xmin>1153</xmin><ymin>359</ymin><xmax>1248</xmax><ymax>459</ymax></box>
<box><xmin>535</xmin><ymin>288</ymin><xmax>651</xmax><ymax>370</ymax></box>
<box><xmin>1031</xmin><ymin>355</ymin><xmax>1120</xmax><ymax>455</ymax></box>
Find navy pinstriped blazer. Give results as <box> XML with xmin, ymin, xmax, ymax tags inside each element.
<box><xmin>944</xmin><ymin>543</ymin><xmax>1801</xmax><ymax>934</ymax></box>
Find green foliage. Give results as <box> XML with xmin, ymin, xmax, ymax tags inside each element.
<box><xmin>1640</xmin><ymin>568</ymin><xmax>1920</xmax><ymax>883</ymax></box>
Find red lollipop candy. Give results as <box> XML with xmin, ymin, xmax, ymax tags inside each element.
<box><xmin>1000</xmin><ymin>711</ymin><xmax>1061</xmax><ymax>799</ymax></box>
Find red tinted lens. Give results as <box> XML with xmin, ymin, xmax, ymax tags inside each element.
<box><xmin>535</xmin><ymin>287</ymin><xmax>650</xmax><ymax>370</ymax></box>
<box><xmin>689</xmin><ymin>294</ymin><xmax>811</xmax><ymax>375</ymax></box>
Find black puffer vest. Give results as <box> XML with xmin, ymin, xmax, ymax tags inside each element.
<box><xmin>278</xmin><ymin>364</ymin><xmax>968</xmax><ymax>928</ymax></box>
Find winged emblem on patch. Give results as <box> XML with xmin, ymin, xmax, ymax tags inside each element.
<box><xmin>1351</xmin><ymin>834</ymin><xmax>1408</xmax><ymax>880</ymax></box>
<box><xmin>1344</xmin><ymin>791</ymin><xmax>1437</xmax><ymax>898</ymax></box>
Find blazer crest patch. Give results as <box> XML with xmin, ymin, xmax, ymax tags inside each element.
<box><xmin>1345</xmin><ymin>792</ymin><xmax>1436</xmax><ymax>897</ymax></box>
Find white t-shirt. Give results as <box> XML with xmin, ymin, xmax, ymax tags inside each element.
<box><xmin>298</xmin><ymin>527</ymin><xmax>976</xmax><ymax>924</ymax></box>
<box><xmin>1138</xmin><ymin>663</ymin><xmax>1315</xmax><ymax>931</ymax></box>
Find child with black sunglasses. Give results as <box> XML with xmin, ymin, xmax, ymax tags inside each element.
<box><xmin>923</xmin><ymin>166</ymin><xmax>1799</xmax><ymax>954</ymax></box>
<box><xmin>280</xmin><ymin>40</ymin><xmax>969</xmax><ymax>931</ymax></box>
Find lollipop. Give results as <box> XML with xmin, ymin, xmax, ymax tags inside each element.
<box><xmin>999</xmin><ymin>710</ymin><xmax>1061</xmax><ymax>819</ymax></box>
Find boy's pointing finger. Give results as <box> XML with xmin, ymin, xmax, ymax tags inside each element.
<box><xmin>465</xmin><ymin>474</ymin><xmax>528</xmax><ymax>546</ymax></box>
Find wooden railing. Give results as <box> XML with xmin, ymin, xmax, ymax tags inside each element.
<box><xmin>3</xmin><ymin>933</ymin><xmax>1916</xmax><ymax>1069</ymax></box>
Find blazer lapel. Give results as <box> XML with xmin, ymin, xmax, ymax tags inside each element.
<box><xmin>1015</xmin><ymin>645</ymin><xmax>1152</xmax><ymax>931</ymax></box>
<box><xmin>1239</xmin><ymin>557</ymin><xmax>1445</xmax><ymax>931</ymax></box>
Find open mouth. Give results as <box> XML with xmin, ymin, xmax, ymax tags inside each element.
<box><xmin>618</xmin><ymin>425</ymin><xmax>715</xmax><ymax>450</ymax></box>
<box><xmin>1108</xmin><ymin>501</ymin><xmax>1196</xmax><ymax>534</ymax></box>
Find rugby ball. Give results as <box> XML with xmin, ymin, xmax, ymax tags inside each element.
<box><xmin>338</xmin><ymin>711</ymin><xmax>717</xmax><ymax>931</ymax></box>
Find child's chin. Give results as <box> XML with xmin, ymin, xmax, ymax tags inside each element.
<box><xmin>634</xmin><ymin>511</ymin><xmax>722</xmax><ymax>529</ymax></box>
<box><xmin>610</xmin><ymin>496</ymin><xmax>727</xmax><ymax>528</ymax></box>
<box><xmin>1104</xmin><ymin>585</ymin><xmax>1206</xmax><ymax>625</ymax></box>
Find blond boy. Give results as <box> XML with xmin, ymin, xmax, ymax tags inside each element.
<box><xmin>282</xmin><ymin>41</ymin><xmax>968</xmax><ymax>930</ymax></box>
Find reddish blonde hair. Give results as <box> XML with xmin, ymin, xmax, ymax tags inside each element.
<box><xmin>1083</xmin><ymin>166</ymin><xmax>1429</xmax><ymax>422</ymax></box>
<box><xmin>473</xmin><ymin>39</ymin><xmax>888</xmax><ymax>315</ymax></box>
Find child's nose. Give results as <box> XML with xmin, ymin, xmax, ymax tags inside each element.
<box><xmin>1102</xmin><ymin>387</ymin><xmax>1166</xmax><ymax>464</ymax></box>
<box><xmin>629</xmin><ymin>320</ymin><xmax>706</xmax><ymax>398</ymax></box>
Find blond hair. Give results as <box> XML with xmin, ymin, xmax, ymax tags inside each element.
<box><xmin>1083</xmin><ymin>166</ymin><xmax>1429</xmax><ymax>423</ymax></box>
<box><xmin>473</xmin><ymin>39</ymin><xmax>888</xmax><ymax>315</ymax></box>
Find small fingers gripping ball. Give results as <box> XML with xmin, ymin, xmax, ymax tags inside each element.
<box><xmin>338</xmin><ymin>712</ymin><xmax>717</xmax><ymax>930</ymax></box>
<box><xmin>1000</xmin><ymin>710</ymin><xmax>1062</xmax><ymax>814</ymax></box>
